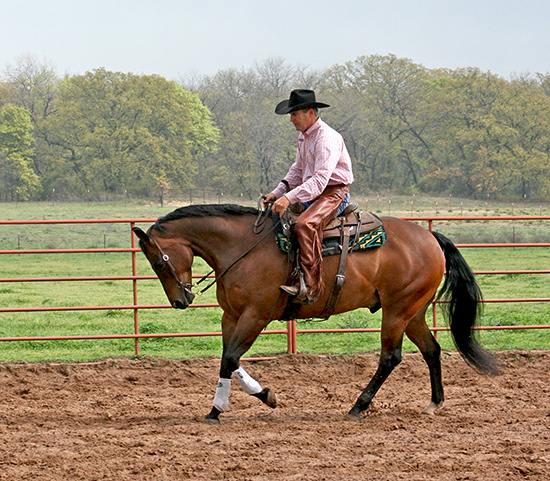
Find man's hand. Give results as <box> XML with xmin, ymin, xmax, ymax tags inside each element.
<box><xmin>271</xmin><ymin>195</ymin><xmax>290</xmax><ymax>214</ymax></box>
<box><xmin>262</xmin><ymin>193</ymin><xmax>276</xmax><ymax>209</ymax></box>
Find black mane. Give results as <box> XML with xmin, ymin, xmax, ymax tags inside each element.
<box><xmin>153</xmin><ymin>204</ymin><xmax>259</xmax><ymax>230</ymax></box>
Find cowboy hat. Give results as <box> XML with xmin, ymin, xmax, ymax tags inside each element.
<box><xmin>275</xmin><ymin>89</ymin><xmax>330</xmax><ymax>115</ymax></box>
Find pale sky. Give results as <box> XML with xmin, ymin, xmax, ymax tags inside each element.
<box><xmin>1</xmin><ymin>0</ymin><xmax>549</xmax><ymax>80</ymax></box>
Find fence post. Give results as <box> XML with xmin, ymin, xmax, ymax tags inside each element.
<box><xmin>131</xmin><ymin>222</ymin><xmax>140</xmax><ymax>356</ymax></box>
<box><xmin>287</xmin><ymin>320</ymin><xmax>297</xmax><ymax>354</ymax></box>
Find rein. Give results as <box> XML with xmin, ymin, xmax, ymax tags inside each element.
<box><xmin>191</xmin><ymin>205</ymin><xmax>279</xmax><ymax>296</ymax></box>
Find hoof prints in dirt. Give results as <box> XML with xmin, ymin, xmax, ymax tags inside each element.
<box><xmin>0</xmin><ymin>352</ymin><xmax>549</xmax><ymax>480</ymax></box>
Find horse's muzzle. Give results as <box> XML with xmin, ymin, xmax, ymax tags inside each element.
<box><xmin>172</xmin><ymin>299</ymin><xmax>187</xmax><ymax>309</ymax></box>
<box><xmin>171</xmin><ymin>289</ymin><xmax>196</xmax><ymax>309</ymax></box>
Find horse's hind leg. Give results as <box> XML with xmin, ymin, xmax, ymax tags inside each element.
<box><xmin>405</xmin><ymin>307</ymin><xmax>444</xmax><ymax>415</ymax></box>
<box><xmin>347</xmin><ymin>327</ymin><xmax>404</xmax><ymax>420</ymax></box>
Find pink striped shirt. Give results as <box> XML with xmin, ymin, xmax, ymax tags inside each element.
<box><xmin>272</xmin><ymin>118</ymin><xmax>354</xmax><ymax>204</ymax></box>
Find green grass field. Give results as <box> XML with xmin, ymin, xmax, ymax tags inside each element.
<box><xmin>0</xmin><ymin>197</ymin><xmax>549</xmax><ymax>363</ymax></box>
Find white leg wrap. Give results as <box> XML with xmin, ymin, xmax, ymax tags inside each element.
<box><xmin>213</xmin><ymin>378</ymin><xmax>231</xmax><ymax>412</ymax></box>
<box><xmin>233</xmin><ymin>366</ymin><xmax>262</xmax><ymax>395</ymax></box>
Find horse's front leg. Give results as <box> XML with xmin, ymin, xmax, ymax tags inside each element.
<box><xmin>205</xmin><ymin>312</ymin><xmax>277</xmax><ymax>424</ymax></box>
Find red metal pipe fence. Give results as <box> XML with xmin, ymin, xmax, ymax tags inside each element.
<box><xmin>0</xmin><ymin>215</ymin><xmax>549</xmax><ymax>356</ymax></box>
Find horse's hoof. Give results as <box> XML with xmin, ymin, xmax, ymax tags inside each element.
<box><xmin>204</xmin><ymin>407</ymin><xmax>221</xmax><ymax>424</ymax></box>
<box><xmin>254</xmin><ymin>388</ymin><xmax>278</xmax><ymax>409</ymax></box>
<box><xmin>422</xmin><ymin>401</ymin><xmax>443</xmax><ymax>415</ymax></box>
<box><xmin>345</xmin><ymin>410</ymin><xmax>362</xmax><ymax>422</ymax></box>
<box><xmin>204</xmin><ymin>415</ymin><xmax>220</xmax><ymax>424</ymax></box>
<box><xmin>203</xmin><ymin>406</ymin><xmax>222</xmax><ymax>424</ymax></box>
<box><xmin>264</xmin><ymin>388</ymin><xmax>278</xmax><ymax>408</ymax></box>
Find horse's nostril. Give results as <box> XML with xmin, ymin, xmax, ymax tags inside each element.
<box><xmin>172</xmin><ymin>300</ymin><xmax>185</xmax><ymax>309</ymax></box>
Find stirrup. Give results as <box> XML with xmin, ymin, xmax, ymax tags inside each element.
<box><xmin>279</xmin><ymin>284</ymin><xmax>300</xmax><ymax>296</ymax></box>
<box><xmin>280</xmin><ymin>272</ymin><xmax>308</xmax><ymax>300</ymax></box>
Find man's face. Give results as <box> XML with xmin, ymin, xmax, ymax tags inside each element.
<box><xmin>289</xmin><ymin>109</ymin><xmax>317</xmax><ymax>133</ymax></box>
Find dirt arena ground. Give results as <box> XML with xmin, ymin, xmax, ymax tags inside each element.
<box><xmin>0</xmin><ymin>351</ymin><xmax>549</xmax><ymax>480</ymax></box>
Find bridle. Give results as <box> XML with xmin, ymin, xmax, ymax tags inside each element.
<box><xmin>147</xmin><ymin>235</ymin><xmax>195</xmax><ymax>299</ymax></box>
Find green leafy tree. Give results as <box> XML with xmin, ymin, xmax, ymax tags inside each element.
<box><xmin>0</xmin><ymin>104</ymin><xmax>41</xmax><ymax>200</ymax></box>
<box><xmin>41</xmin><ymin>69</ymin><xmax>218</xmax><ymax>199</ymax></box>
<box><xmin>1</xmin><ymin>55</ymin><xmax>60</xmax><ymax>185</ymax></box>
<box><xmin>420</xmin><ymin>69</ymin><xmax>550</xmax><ymax>199</ymax></box>
<box><xmin>490</xmin><ymin>79</ymin><xmax>550</xmax><ymax>198</ymax></box>
<box><xmin>2</xmin><ymin>54</ymin><xmax>547</xmax><ymax>202</ymax></box>
<box><xmin>324</xmin><ymin>54</ymin><xmax>433</xmax><ymax>193</ymax></box>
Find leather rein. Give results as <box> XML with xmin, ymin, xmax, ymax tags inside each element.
<box><xmin>152</xmin><ymin>202</ymin><xmax>279</xmax><ymax>298</ymax></box>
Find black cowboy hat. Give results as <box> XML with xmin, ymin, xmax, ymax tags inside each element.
<box><xmin>275</xmin><ymin>89</ymin><xmax>330</xmax><ymax>115</ymax></box>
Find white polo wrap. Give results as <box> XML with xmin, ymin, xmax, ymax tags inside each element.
<box><xmin>213</xmin><ymin>378</ymin><xmax>231</xmax><ymax>412</ymax></box>
<box><xmin>233</xmin><ymin>366</ymin><xmax>262</xmax><ymax>395</ymax></box>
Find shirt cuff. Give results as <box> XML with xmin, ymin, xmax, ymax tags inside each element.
<box><xmin>271</xmin><ymin>182</ymin><xmax>288</xmax><ymax>199</ymax></box>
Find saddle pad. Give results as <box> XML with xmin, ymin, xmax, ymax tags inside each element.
<box><xmin>276</xmin><ymin>224</ymin><xmax>386</xmax><ymax>256</ymax></box>
<box><xmin>322</xmin><ymin>226</ymin><xmax>386</xmax><ymax>256</ymax></box>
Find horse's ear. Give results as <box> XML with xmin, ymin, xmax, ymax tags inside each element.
<box><xmin>132</xmin><ymin>227</ymin><xmax>150</xmax><ymax>245</ymax></box>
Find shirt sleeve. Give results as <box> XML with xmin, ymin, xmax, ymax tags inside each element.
<box><xmin>271</xmin><ymin>151</ymin><xmax>303</xmax><ymax>199</ymax></box>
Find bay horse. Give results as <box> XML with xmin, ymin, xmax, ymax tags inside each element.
<box><xmin>133</xmin><ymin>204</ymin><xmax>498</xmax><ymax>423</ymax></box>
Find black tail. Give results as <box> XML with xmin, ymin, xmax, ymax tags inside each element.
<box><xmin>432</xmin><ymin>231</ymin><xmax>500</xmax><ymax>375</ymax></box>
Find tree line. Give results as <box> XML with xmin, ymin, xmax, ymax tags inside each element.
<box><xmin>1</xmin><ymin>54</ymin><xmax>549</xmax><ymax>202</ymax></box>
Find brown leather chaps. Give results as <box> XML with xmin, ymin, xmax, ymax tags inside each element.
<box><xmin>295</xmin><ymin>184</ymin><xmax>350</xmax><ymax>301</ymax></box>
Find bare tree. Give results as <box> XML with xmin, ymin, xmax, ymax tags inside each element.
<box><xmin>3</xmin><ymin>54</ymin><xmax>59</xmax><ymax>122</ymax></box>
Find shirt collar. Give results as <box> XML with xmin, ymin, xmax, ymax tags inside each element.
<box><xmin>302</xmin><ymin>117</ymin><xmax>322</xmax><ymax>138</ymax></box>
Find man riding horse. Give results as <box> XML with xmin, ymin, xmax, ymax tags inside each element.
<box><xmin>263</xmin><ymin>89</ymin><xmax>354</xmax><ymax>305</ymax></box>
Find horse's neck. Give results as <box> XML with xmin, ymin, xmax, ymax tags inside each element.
<box><xmin>179</xmin><ymin>216</ymin><xmax>256</xmax><ymax>270</ymax></box>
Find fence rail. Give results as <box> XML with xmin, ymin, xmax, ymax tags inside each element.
<box><xmin>1</xmin><ymin>215</ymin><xmax>549</xmax><ymax>356</ymax></box>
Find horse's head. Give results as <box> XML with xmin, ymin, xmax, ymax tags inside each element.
<box><xmin>132</xmin><ymin>227</ymin><xmax>196</xmax><ymax>309</ymax></box>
